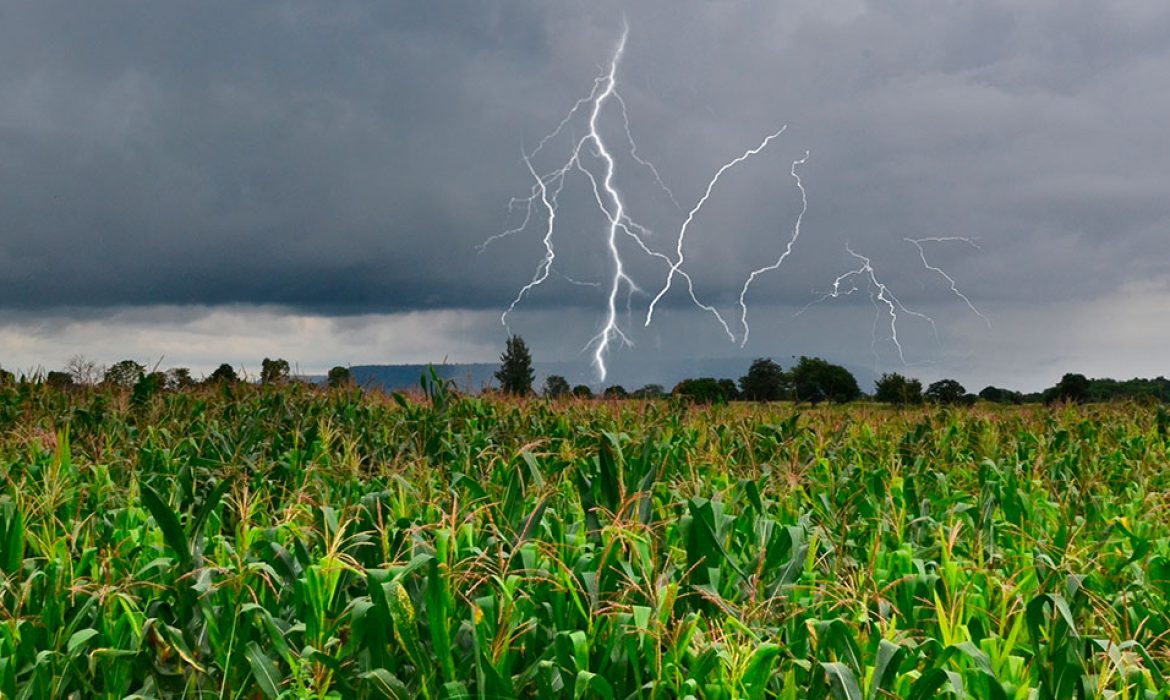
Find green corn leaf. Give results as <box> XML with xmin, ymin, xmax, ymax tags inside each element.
<box><xmin>742</xmin><ymin>643</ymin><xmax>782</xmax><ymax>700</ymax></box>
<box><xmin>140</xmin><ymin>484</ymin><xmax>190</xmax><ymax>568</ymax></box>
<box><xmin>513</xmin><ymin>493</ymin><xmax>550</xmax><ymax>547</ymax></box>
<box><xmin>245</xmin><ymin>641</ymin><xmax>282</xmax><ymax>699</ymax></box>
<box><xmin>66</xmin><ymin>628</ymin><xmax>99</xmax><ymax>656</ymax></box>
<box><xmin>575</xmin><ymin>670</ymin><xmax>615</xmax><ymax>700</ymax></box>
<box><xmin>360</xmin><ymin>669</ymin><xmax>410</xmax><ymax>699</ymax></box>
<box><xmin>867</xmin><ymin>640</ymin><xmax>905</xmax><ymax>700</ymax></box>
<box><xmin>821</xmin><ymin>662</ymin><xmax>862</xmax><ymax>700</ymax></box>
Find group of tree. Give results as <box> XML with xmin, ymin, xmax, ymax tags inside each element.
<box><xmin>496</xmin><ymin>335</ymin><xmax>1170</xmax><ymax>406</ymax></box>
<box><xmin>1</xmin><ymin>354</ymin><xmax>357</xmax><ymax>392</ymax></box>
<box><xmin>6</xmin><ymin>335</ymin><xmax>1166</xmax><ymax>407</ymax></box>
<box><xmin>873</xmin><ymin>373</ymin><xmax>973</xmax><ymax>406</ymax></box>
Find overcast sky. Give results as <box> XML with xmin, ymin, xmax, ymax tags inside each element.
<box><xmin>1</xmin><ymin>0</ymin><xmax>1167</xmax><ymax>390</ymax></box>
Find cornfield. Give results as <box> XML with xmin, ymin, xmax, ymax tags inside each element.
<box><xmin>1</xmin><ymin>375</ymin><xmax>1169</xmax><ymax>698</ymax></box>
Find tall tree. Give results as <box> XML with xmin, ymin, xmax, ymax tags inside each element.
<box><xmin>789</xmin><ymin>356</ymin><xmax>861</xmax><ymax>404</ymax></box>
<box><xmin>327</xmin><ymin>366</ymin><xmax>354</xmax><ymax>388</ymax></box>
<box><xmin>602</xmin><ymin>385</ymin><xmax>629</xmax><ymax>399</ymax></box>
<box><xmin>494</xmin><ymin>335</ymin><xmax>534</xmax><ymax>396</ymax></box>
<box><xmin>1047</xmin><ymin>373</ymin><xmax>1090</xmax><ymax>404</ymax></box>
<box><xmin>46</xmin><ymin>371</ymin><xmax>74</xmax><ymax>389</ymax></box>
<box><xmin>632</xmin><ymin>384</ymin><xmax>666</xmax><ymax>399</ymax></box>
<box><xmin>104</xmin><ymin>360</ymin><xmax>145</xmax><ymax>388</ymax></box>
<box><xmin>979</xmin><ymin>385</ymin><xmax>1022</xmax><ymax>404</ymax></box>
<box><xmin>739</xmin><ymin>358</ymin><xmax>787</xmax><ymax>401</ymax></box>
<box><xmin>672</xmin><ymin>377</ymin><xmax>739</xmax><ymax>404</ymax></box>
<box><xmin>261</xmin><ymin>358</ymin><xmax>291</xmax><ymax>385</ymax></box>
<box><xmin>925</xmin><ymin>378</ymin><xmax>967</xmax><ymax>405</ymax></box>
<box><xmin>166</xmin><ymin>367</ymin><xmax>195</xmax><ymax>389</ymax></box>
<box><xmin>874</xmin><ymin>372</ymin><xmax>923</xmax><ymax>405</ymax></box>
<box><xmin>65</xmin><ymin>354</ymin><xmax>101</xmax><ymax>385</ymax></box>
<box><xmin>207</xmin><ymin>364</ymin><xmax>239</xmax><ymax>384</ymax></box>
<box><xmin>543</xmin><ymin>374</ymin><xmax>571</xmax><ymax>398</ymax></box>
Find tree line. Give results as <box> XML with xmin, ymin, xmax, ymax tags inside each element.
<box><xmin>2</xmin><ymin>339</ymin><xmax>1166</xmax><ymax>405</ymax></box>
<box><xmin>0</xmin><ymin>355</ymin><xmax>357</xmax><ymax>391</ymax></box>
<box><xmin>493</xmin><ymin>335</ymin><xmax>1170</xmax><ymax>405</ymax></box>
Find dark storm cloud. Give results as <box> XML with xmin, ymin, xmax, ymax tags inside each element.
<box><xmin>1</xmin><ymin>1</ymin><xmax>1168</xmax><ymax>335</ymax></box>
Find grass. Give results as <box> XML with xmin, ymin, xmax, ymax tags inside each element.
<box><xmin>0</xmin><ymin>375</ymin><xmax>1168</xmax><ymax>698</ymax></box>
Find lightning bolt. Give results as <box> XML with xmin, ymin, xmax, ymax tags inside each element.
<box><xmin>904</xmin><ymin>237</ymin><xmax>991</xmax><ymax>328</ymax></box>
<box><xmin>586</xmin><ymin>26</ymin><xmax>637</xmax><ymax>378</ymax></box>
<box><xmin>643</xmin><ymin>126</ymin><xmax>788</xmax><ymax>334</ymax></box>
<box><xmin>486</xmin><ymin>23</ymin><xmax>799</xmax><ymax>381</ymax></box>
<box><xmin>798</xmin><ymin>245</ymin><xmax>937</xmax><ymax>366</ymax></box>
<box><xmin>737</xmin><ymin>151</ymin><xmax>809</xmax><ymax>347</ymax></box>
<box><xmin>497</xmin><ymin>152</ymin><xmax>565</xmax><ymax>330</ymax></box>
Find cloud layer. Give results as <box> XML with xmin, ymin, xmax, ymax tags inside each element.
<box><xmin>1</xmin><ymin>1</ymin><xmax>1168</xmax><ymax>384</ymax></box>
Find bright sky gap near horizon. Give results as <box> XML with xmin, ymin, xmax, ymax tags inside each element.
<box><xmin>1</xmin><ymin>1</ymin><xmax>1168</xmax><ymax>392</ymax></box>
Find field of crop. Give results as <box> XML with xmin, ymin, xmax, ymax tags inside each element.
<box><xmin>0</xmin><ymin>377</ymin><xmax>1169</xmax><ymax>699</ymax></box>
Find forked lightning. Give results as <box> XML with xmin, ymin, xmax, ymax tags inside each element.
<box><xmin>485</xmin><ymin>24</ymin><xmax>799</xmax><ymax>381</ymax></box>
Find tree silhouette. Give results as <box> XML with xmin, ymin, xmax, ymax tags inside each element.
<box><xmin>46</xmin><ymin>371</ymin><xmax>74</xmax><ymax>389</ymax></box>
<box><xmin>261</xmin><ymin>358</ymin><xmax>291</xmax><ymax>385</ymax></box>
<box><xmin>874</xmin><ymin>372</ymin><xmax>923</xmax><ymax>405</ymax></box>
<box><xmin>1047</xmin><ymin>373</ymin><xmax>1090</xmax><ymax>403</ymax></box>
<box><xmin>739</xmin><ymin>358</ymin><xmax>787</xmax><ymax>401</ymax></box>
<box><xmin>104</xmin><ymin>360</ymin><xmax>145</xmax><ymax>388</ymax></box>
<box><xmin>602</xmin><ymin>385</ymin><xmax>629</xmax><ymax>399</ymax></box>
<box><xmin>543</xmin><ymin>374</ymin><xmax>570</xmax><ymax>398</ymax></box>
<box><xmin>166</xmin><ymin>367</ymin><xmax>195</xmax><ymax>389</ymax></box>
<box><xmin>207</xmin><ymin>364</ymin><xmax>239</xmax><ymax>384</ymax></box>
<box><xmin>672</xmin><ymin>378</ymin><xmax>739</xmax><ymax>404</ymax></box>
<box><xmin>494</xmin><ymin>335</ymin><xmax>534</xmax><ymax>396</ymax></box>
<box><xmin>66</xmin><ymin>354</ymin><xmax>101</xmax><ymax>385</ymax></box>
<box><xmin>327</xmin><ymin>366</ymin><xmax>354</xmax><ymax>388</ymax></box>
<box><xmin>925</xmin><ymin>378</ymin><xmax>966</xmax><ymax>405</ymax></box>
<box><xmin>789</xmin><ymin>356</ymin><xmax>860</xmax><ymax>404</ymax></box>
<box><xmin>632</xmin><ymin>384</ymin><xmax>666</xmax><ymax>399</ymax></box>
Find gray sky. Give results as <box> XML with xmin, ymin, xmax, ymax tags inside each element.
<box><xmin>1</xmin><ymin>0</ymin><xmax>1167</xmax><ymax>390</ymax></box>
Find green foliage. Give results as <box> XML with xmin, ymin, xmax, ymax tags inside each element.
<box><xmin>260</xmin><ymin>357</ymin><xmax>291</xmax><ymax>385</ymax></box>
<box><xmin>790</xmin><ymin>355</ymin><xmax>861</xmax><ymax>403</ymax></box>
<box><xmin>925</xmin><ymin>378</ymin><xmax>968</xmax><ymax>405</ymax></box>
<box><xmin>165</xmin><ymin>367</ymin><xmax>195</xmax><ymax>389</ymax></box>
<box><xmin>543</xmin><ymin>374</ymin><xmax>571</xmax><ymax>398</ymax></box>
<box><xmin>874</xmin><ymin>372</ymin><xmax>923</xmax><ymax>405</ymax></box>
<box><xmin>327</xmin><ymin>365</ymin><xmax>353</xmax><ymax>389</ymax></box>
<box><xmin>602</xmin><ymin>384</ymin><xmax>628</xmax><ymax>399</ymax></box>
<box><xmin>672</xmin><ymin>377</ymin><xmax>739</xmax><ymax>404</ymax></box>
<box><xmin>0</xmin><ymin>384</ymin><xmax>1167</xmax><ymax>697</ymax></box>
<box><xmin>739</xmin><ymin>357</ymin><xmax>787</xmax><ymax>401</ymax></box>
<box><xmin>1046</xmin><ymin>372</ymin><xmax>1091</xmax><ymax>403</ymax></box>
<box><xmin>46</xmin><ymin>370</ymin><xmax>74</xmax><ymax>389</ymax></box>
<box><xmin>631</xmin><ymin>383</ymin><xmax>666</xmax><ymax>399</ymax></box>
<box><xmin>980</xmin><ymin>385</ymin><xmax>1023</xmax><ymax>404</ymax></box>
<box><xmin>103</xmin><ymin>359</ymin><xmax>145</xmax><ymax>388</ymax></box>
<box><xmin>494</xmin><ymin>335</ymin><xmax>535</xmax><ymax>395</ymax></box>
<box><xmin>571</xmin><ymin>384</ymin><xmax>594</xmax><ymax>399</ymax></box>
<box><xmin>1036</xmin><ymin>374</ymin><xmax>1170</xmax><ymax>404</ymax></box>
<box><xmin>206</xmin><ymin>363</ymin><xmax>239</xmax><ymax>384</ymax></box>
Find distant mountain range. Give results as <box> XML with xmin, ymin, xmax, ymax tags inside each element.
<box><xmin>349</xmin><ymin>358</ymin><xmax>878</xmax><ymax>394</ymax></box>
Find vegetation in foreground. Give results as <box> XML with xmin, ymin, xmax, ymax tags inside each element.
<box><xmin>0</xmin><ymin>378</ymin><xmax>1169</xmax><ymax>698</ymax></box>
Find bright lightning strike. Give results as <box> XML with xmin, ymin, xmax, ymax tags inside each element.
<box><xmin>799</xmin><ymin>245</ymin><xmax>937</xmax><ymax>365</ymax></box>
<box><xmin>486</xmin><ymin>23</ymin><xmax>798</xmax><ymax>381</ymax></box>
<box><xmin>737</xmin><ymin>151</ymin><xmax>809</xmax><ymax>347</ymax></box>
<box><xmin>643</xmin><ymin>126</ymin><xmax>788</xmax><ymax>333</ymax></box>
<box><xmin>904</xmin><ymin>237</ymin><xmax>992</xmax><ymax>328</ymax></box>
